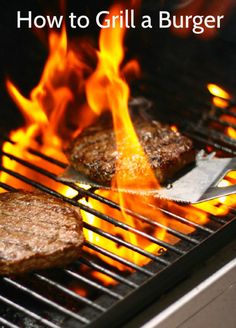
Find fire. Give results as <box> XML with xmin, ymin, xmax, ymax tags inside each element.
<box><xmin>1</xmin><ymin>2</ymin><xmax>234</xmax><ymax>285</ymax></box>
<box><xmin>0</xmin><ymin>24</ymin><xmax>95</xmax><ymax>193</ymax></box>
<box><xmin>207</xmin><ymin>84</ymin><xmax>231</xmax><ymax>100</ymax></box>
<box><xmin>0</xmin><ymin>5</ymin><xmax>168</xmax><ymax>274</ymax></box>
<box><xmin>84</xmin><ymin>4</ymin><xmax>167</xmax><ymax>268</ymax></box>
<box><xmin>208</xmin><ymin>84</ymin><xmax>235</xmax><ymax>136</ymax></box>
<box><xmin>86</xmin><ymin>5</ymin><xmax>159</xmax><ymax>191</ymax></box>
<box><xmin>212</xmin><ymin>97</ymin><xmax>229</xmax><ymax>109</ymax></box>
<box><xmin>203</xmin><ymin>83</ymin><xmax>236</xmax><ymax>213</ymax></box>
<box><xmin>0</xmin><ymin>27</ymin><xmax>67</xmax><ymax>192</ymax></box>
<box><xmin>170</xmin><ymin>125</ymin><xmax>178</xmax><ymax>132</ymax></box>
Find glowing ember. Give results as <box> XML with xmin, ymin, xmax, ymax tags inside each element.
<box><xmin>203</xmin><ymin>83</ymin><xmax>236</xmax><ymax>214</ymax></box>
<box><xmin>170</xmin><ymin>125</ymin><xmax>178</xmax><ymax>132</ymax></box>
<box><xmin>208</xmin><ymin>83</ymin><xmax>236</xmax><ymax>139</ymax></box>
<box><xmin>207</xmin><ymin>83</ymin><xmax>231</xmax><ymax>100</ymax></box>
<box><xmin>212</xmin><ymin>97</ymin><xmax>229</xmax><ymax>109</ymax></box>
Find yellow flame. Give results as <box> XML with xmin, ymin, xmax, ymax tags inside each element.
<box><xmin>213</xmin><ymin>97</ymin><xmax>229</xmax><ymax>108</ymax></box>
<box><xmin>207</xmin><ymin>84</ymin><xmax>231</xmax><ymax>100</ymax></box>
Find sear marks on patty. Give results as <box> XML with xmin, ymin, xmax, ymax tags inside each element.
<box><xmin>67</xmin><ymin>120</ymin><xmax>195</xmax><ymax>185</ymax></box>
<box><xmin>0</xmin><ymin>190</ymin><xmax>84</xmax><ymax>276</ymax></box>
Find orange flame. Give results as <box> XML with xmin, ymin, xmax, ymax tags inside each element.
<box><xmin>203</xmin><ymin>83</ymin><xmax>236</xmax><ymax>213</ymax></box>
<box><xmin>1</xmin><ymin>24</ymin><xmax>96</xmax><ymax>193</ymax></box>
<box><xmin>86</xmin><ymin>5</ymin><xmax>159</xmax><ymax>192</ymax></box>
<box><xmin>83</xmin><ymin>4</ymin><xmax>168</xmax><ymax>268</ymax></box>
<box><xmin>1</xmin><ymin>3</ymin><xmax>232</xmax><ymax>286</ymax></box>
<box><xmin>0</xmin><ymin>8</ymin><xmax>168</xmax><ymax>275</ymax></box>
<box><xmin>207</xmin><ymin>84</ymin><xmax>231</xmax><ymax>100</ymax></box>
<box><xmin>208</xmin><ymin>83</ymin><xmax>235</xmax><ymax>139</ymax></box>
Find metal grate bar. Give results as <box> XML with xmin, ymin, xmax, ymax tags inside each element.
<box><xmin>0</xmin><ymin>317</ymin><xmax>20</xmax><ymax>328</ymax></box>
<box><xmin>79</xmin><ymin>208</ymin><xmax>184</xmax><ymax>255</ymax></box>
<box><xmin>208</xmin><ymin>115</ymin><xmax>236</xmax><ymax>130</ymax></box>
<box><xmin>0</xmin><ymin>295</ymin><xmax>61</xmax><ymax>328</ymax></box>
<box><xmin>64</xmin><ymin>269</ymin><xmax>123</xmax><ymax>300</ymax></box>
<box><xmin>150</xmin><ymin>205</ymin><xmax>215</xmax><ymax>233</ymax></box>
<box><xmin>208</xmin><ymin>214</ymin><xmax>228</xmax><ymax>225</ymax></box>
<box><xmin>1</xmin><ymin>149</ymin><xmax>205</xmax><ymax>244</ymax></box>
<box><xmin>3</xmin><ymin>278</ymin><xmax>90</xmax><ymax>325</ymax></box>
<box><xmin>0</xmin><ymin>164</ymin><xmax>184</xmax><ymax>256</ymax></box>
<box><xmin>0</xmin><ymin>153</ymin><xmax>181</xmax><ymax>253</ymax></box>
<box><xmin>1</xmin><ymin>147</ymin><xmax>214</xmax><ymax>245</ymax></box>
<box><xmin>0</xmin><ymin>182</ymin><xmax>16</xmax><ymax>192</ymax></box>
<box><xmin>186</xmin><ymin>130</ymin><xmax>236</xmax><ymax>156</ymax></box>
<box><xmin>78</xmin><ymin>258</ymin><xmax>138</xmax><ymax>288</ymax></box>
<box><xmin>28</xmin><ymin>148</ymin><xmax>67</xmax><ymax>168</ymax></box>
<box><xmin>121</xmin><ymin>207</ymin><xmax>200</xmax><ymax>245</ymax></box>
<box><xmin>0</xmin><ymin>177</ymin><xmax>170</xmax><ymax>267</ymax></box>
<box><xmin>1</xmin><ymin>179</ymin><xmax>169</xmax><ymax>269</ymax></box>
<box><xmin>1</xmin><ymin>145</ymin><xmax>221</xmax><ymax>236</ymax></box>
<box><xmin>213</xmin><ymin>106</ymin><xmax>236</xmax><ymax>117</ymax></box>
<box><xmin>6</xmin><ymin>138</ymin><xmax>228</xmax><ymax>238</ymax></box>
<box><xmin>192</xmin><ymin>125</ymin><xmax>236</xmax><ymax>148</ymax></box>
<box><xmin>83</xmin><ymin>222</ymin><xmax>171</xmax><ymax>266</ymax></box>
<box><xmin>73</xmin><ymin>190</ymin><xmax>199</xmax><ymax>246</ymax></box>
<box><xmin>35</xmin><ymin>274</ymin><xmax>106</xmax><ymax>312</ymax></box>
<box><xmin>0</xmin><ymin>137</ymin><xmax>67</xmax><ymax>169</ymax></box>
<box><xmin>84</xmin><ymin>241</ymin><xmax>154</xmax><ymax>277</ymax></box>
<box><xmin>76</xmin><ymin>190</ymin><xmax>213</xmax><ymax>235</ymax></box>
<box><xmin>187</xmin><ymin>122</ymin><xmax>236</xmax><ymax>177</ymax></box>
<box><xmin>1</xmin><ymin>148</ymin><xmax>211</xmax><ymax>244</ymax></box>
<box><xmin>0</xmin><ymin>150</ymin><xmax>68</xmax><ymax>183</ymax></box>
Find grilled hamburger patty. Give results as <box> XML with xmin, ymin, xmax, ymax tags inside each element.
<box><xmin>67</xmin><ymin>120</ymin><xmax>195</xmax><ymax>185</ymax></box>
<box><xmin>0</xmin><ymin>190</ymin><xmax>84</xmax><ymax>276</ymax></box>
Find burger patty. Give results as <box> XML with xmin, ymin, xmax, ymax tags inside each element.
<box><xmin>67</xmin><ymin>120</ymin><xmax>195</xmax><ymax>185</ymax></box>
<box><xmin>0</xmin><ymin>190</ymin><xmax>84</xmax><ymax>276</ymax></box>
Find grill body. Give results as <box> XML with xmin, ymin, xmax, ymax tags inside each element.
<box><xmin>1</xmin><ymin>94</ymin><xmax>236</xmax><ymax>327</ymax></box>
<box><xmin>128</xmin><ymin>239</ymin><xmax>236</xmax><ymax>328</ymax></box>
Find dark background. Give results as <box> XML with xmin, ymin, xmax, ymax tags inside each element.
<box><xmin>0</xmin><ymin>0</ymin><xmax>236</xmax><ymax>132</ymax></box>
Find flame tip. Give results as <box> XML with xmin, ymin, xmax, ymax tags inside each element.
<box><xmin>207</xmin><ymin>83</ymin><xmax>231</xmax><ymax>100</ymax></box>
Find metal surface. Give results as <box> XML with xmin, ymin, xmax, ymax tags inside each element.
<box><xmin>124</xmin><ymin>239</ymin><xmax>236</xmax><ymax>328</ymax></box>
<box><xmin>157</xmin><ymin>155</ymin><xmax>236</xmax><ymax>203</ymax></box>
<box><xmin>143</xmin><ymin>257</ymin><xmax>236</xmax><ymax>328</ymax></box>
<box><xmin>60</xmin><ymin>153</ymin><xmax>236</xmax><ymax>204</ymax></box>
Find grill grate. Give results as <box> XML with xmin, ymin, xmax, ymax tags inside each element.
<box><xmin>1</xmin><ymin>99</ymin><xmax>236</xmax><ymax>327</ymax></box>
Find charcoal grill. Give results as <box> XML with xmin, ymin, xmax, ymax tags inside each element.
<box><xmin>1</xmin><ymin>93</ymin><xmax>236</xmax><ymax>328</ymax></box>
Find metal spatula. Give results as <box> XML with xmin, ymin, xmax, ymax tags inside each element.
<box><xmin>156</xmin><ymin>152</ymin><xmax>236</xmax><ymax>204</ymax></box>
<box><xmin>59</xmin><ymin>151</ymin><xmax>236</xmax><ymax>204</ymax></box>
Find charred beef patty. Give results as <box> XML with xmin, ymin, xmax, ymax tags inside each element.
<box><xmin>67</xmin><ymin>120</ymin><xmax>195</xmax><ymax>185</ymax></box>
<box><xmin>0</xmin><ymin>190</ymin><xmax>84</xmax><ymax>276</ymax></box>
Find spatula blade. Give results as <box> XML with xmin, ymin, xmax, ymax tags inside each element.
<box><xmin>59</xmin><ymin>155</ymin><xmax>234</xmax><ymax>204</ymax></box>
